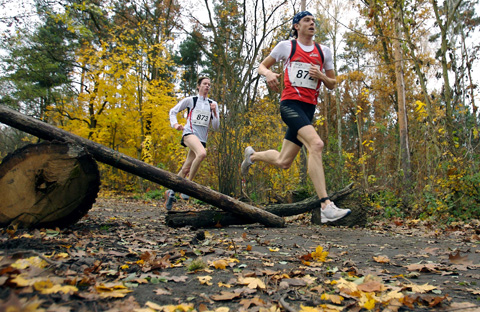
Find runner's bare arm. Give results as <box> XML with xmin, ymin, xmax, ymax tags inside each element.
<box><xmin>258</xmin><ymin>56</ymin><xmax>282</xmax><ymax>92</ymax></box>
<box><xmin>309</xmin><ymin>66</ymin><xmax>337</xmax><ymax>90</ymax></box>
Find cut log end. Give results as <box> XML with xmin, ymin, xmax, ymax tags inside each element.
<box><xmin>0</xmin><ymin>141</ymin><xmax>100</xmax><ymax>228</ymax></box>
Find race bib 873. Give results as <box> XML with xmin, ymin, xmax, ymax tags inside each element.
<box><xmin>191</xmin><ymin>109</ymin><xmax>210</xmax><ymax>127</ymax></box>
<box><xmin>289</xmin><ymin>62</ymin><xmax>319</xmax><ymax>89</ymax></box>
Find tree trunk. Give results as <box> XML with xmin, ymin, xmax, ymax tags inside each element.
<box><xmin>0</xmin><ymin>105</ymin><xmax>285</xmax><ymax>228</ymax></box>
<box><xmin>0</xmin><ymin>142</ymin><xmax>100</xmax><ymax>228</ymax></box>
<box><xmin>394</xmin><ymin>5</ymin><xmax>412</xmax><ymax>185</ymax></box>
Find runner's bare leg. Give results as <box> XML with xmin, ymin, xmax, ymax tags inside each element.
<box><xmin>181</xmin><ymin>135</ymin><xmax>207</xmax><ymax>181</ymax></box>
<box><xmin>296</xmin><ymin>125</ymin><xmax>331</xmax><ymax>209</ymax></box>
<box><xmin>250</xmin><ymin>139</ymin><xmax>300</xmax><ymax>169</ymax></box>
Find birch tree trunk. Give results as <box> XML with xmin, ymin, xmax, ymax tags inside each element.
<box><xmin>394</xmin><ymin>5</ymin><xmax>412</xmax><ymax>185</ymax></box>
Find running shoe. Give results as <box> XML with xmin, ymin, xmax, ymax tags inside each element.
<box><xmin>164</xmin><ymin>189</ymin><xmax>176</xmax><ymax>211</ymax></box>
<box><xmin>180</xmin><ymin>193</ymin><xmax>190</xmax><ymax>200</ymax></box>
<box><xmin>241</xmin><ymin>146</ymin><xmax>255</xmax><ymax>176</ymax></box>
<box><xmin>321</xmin><ymin>202</ymin><xmax>351</xmax><ymax>223</ymax></box>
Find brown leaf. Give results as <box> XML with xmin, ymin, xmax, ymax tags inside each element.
<box><xmin>357</xmin><ymin>280</ymin><xmax>385</xmax><ymax>293</ymax></box>
<box><xmin>154</xmin><ymin>288</ymin><xmax>171</xmax><ymax>295</ymax></box>
<box><xmin>373</xmin><ymin>255</ymin><xmax>390</xmax><ymax>263</ymax></box>
<box><xmin>210</xmin><ymin>291</ymin><xmax>241</xmax><ymax>301</ymax></box>
<box><xmin>283</xmin><ymin>278</ymin><xmax>307</xmax><ymax>287</ymax></box>
<box><xmin>240</xmin><ymin>296</ymin><xmax>266</xmax><ymax>309</ymax></box>
<box><xmin>449</xmin><ymin>251</ymin><xmax>473</xmax><ymax>265</ymax></box>
<box><xmin>405</xmin><ymin>263</ymin><xmax>441</xmax><ymax>273</ymax></box>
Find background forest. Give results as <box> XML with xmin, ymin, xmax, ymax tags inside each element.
<box><xmin>0</xmin><ymin>0</ymin><xmax>479</xmax><ymax>222</ymax></box>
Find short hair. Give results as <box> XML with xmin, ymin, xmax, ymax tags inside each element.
<box><xmin>197</xmin><ymin>76</ymin><xmax>210</xmax><ymax>87</ymax></box>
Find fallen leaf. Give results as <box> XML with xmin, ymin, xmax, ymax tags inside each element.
<box><xmin>210</xmin><ymin>291</ymin><xmax>240</xmax><ymax>301</ymax></box>
<box><xmin>240</xmin><ymin>296</ymin><xmax>266</xmax><ymax>309</ymax></box>
<box><xmin>299</xmin><ymin>305</ymin><xmax>321</xmax><ymax>312</ymax></box>
<box><xmin>198</xmin><ymin>275</ymin><xmax>212</xmax><ymax>286</ymax></box>
<box><xmin>320</xmin><ymin>293</ymin><xmax>344</xmax><ymax>304</ymax></box>
<box><xmin>218</xmin><ymin>282</ymin><xmax>232</xmax><ymax>288</ymax></box>
<box><xmin>311</xmin><ymin>246</ymin><xmax>329</xmax><ymax>262</ymax></box>
<box><xmin>213</xmin><ymin>259</ymin><xmax>228</xmax><ymax>270</ymax></box>
<box><xmin>237</xmin><ymin>277</ymin><xmax>266</xmax><ymax>289</ymax></box>
<box><xmin>405</xmin><ymin>263</ymin><xmax>441</xmax><ymax>273</ymax></box>
<box><xmin>403</xmin><ymin>283</ymin><xmax>437</xmax><ymax>294</ymax></box>
<box><xmin>449</xmin><ymin>251</ymin><xmax>473</xmax><ymax>265</ymax></box>
<box><xmin>358</xmin><ymin>280</ymin><xmax>386</xmax><ymax>293</ymax></box>
<box><xmin>154</xmin><ymin>288</ymin><xmax>171</xmax><ymax>295</ymax></box>
<box><xmin>373</xmin><ymin>255</ymin><xmax>390</xmax><ymax>263</ymax></box>
<box><xmin>39</xmin><ymin>284</ymin><xmax>78</xmax><ymax>295</ymax></box>
<box><xmin>11</xmin><ymin>257</ymin><xmax>48</xmax><ymax>270</ymax></box>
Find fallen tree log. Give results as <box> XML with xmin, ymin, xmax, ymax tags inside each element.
<box><xmin>0</xmin><ymin>105</ymin><xmax>284</xmax><ymax>228</ymax></box>
<box><xmin>0</xmin><ymin>142</ymin><xmax>100</xmax><ymax>228</ymax></box>
<box><xmin>166</xmin><ymin>183</ymin><xmax>358</xmax><ymax>228</ymax></box>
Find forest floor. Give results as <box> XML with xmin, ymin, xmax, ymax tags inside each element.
<box><xmin>0</xmin><ymin>195</ymin><xmax>479</xmax><ymax>312</ymax></box>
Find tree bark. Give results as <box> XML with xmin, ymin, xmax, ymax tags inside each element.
<box><xmin>166</xmin><ymin>183</ymin><xmax>355</xmax><ymax>228</ymax></box>
<box><xmin>393</xmin><ymin>4</ymin><xmax>412</xmax><ymax>185</ymax></box>
<box><xmin>0</xmin><ymin>142</ymin><xmax>100</xmax><ymax>228</ymax></box>
<box><xmin>0</xmin><ymin>105</ymin><xmax>285</xmax><ymax>228</ymax></box>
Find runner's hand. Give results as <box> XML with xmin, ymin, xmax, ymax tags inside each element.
<box><xmin>210</xmin><ymin>102</ymin><xmax>217</xmax><ymax>114</ymax></box>
<box><xmin>309</xmin><ymin>63</ymin><xmax>324</xmax><ymax>80</ymax></box>
<box><xmin>174</xmin><ymin>123</ymin><xmax>184</xmax><ymax>131</ymax></box>
<box><xmin>265</xmin><ymin>71</ymin><xmax>281</xmax><ymax>92</ymax></box>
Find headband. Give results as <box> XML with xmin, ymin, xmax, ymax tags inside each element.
<box><xmin>292</xmin><ymin>11</ymin><xmax>313</xmax><ymax>26</ymax></box>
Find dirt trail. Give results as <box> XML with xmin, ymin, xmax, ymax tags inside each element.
<box><xmin>1</xmin><ymin>197</ymin><xmax>479</xmax><ymax>311</ymax></box>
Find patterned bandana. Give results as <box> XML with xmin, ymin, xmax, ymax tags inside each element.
<box><xmin>292</xmin><ymin>11</ymin><xmax>313</xmax><ymax>26</ymax></box>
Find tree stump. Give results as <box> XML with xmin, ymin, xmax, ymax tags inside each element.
<box><xmin>311</xmin><ymin>196</ymin><xmax>368</xmax><ymax>227</ymax></box>
<box><xmin>0</xmin><ymin>141</ymin><xmax>100</xmax><ymax>228</ymax></box>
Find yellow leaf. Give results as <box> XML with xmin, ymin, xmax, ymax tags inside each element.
<box><xmin>40</xmin><ymin>284</ymin><xmax>78</xmax><ymax>294</ymax></box>
<box><xmin>96</xmin><ymin>283</ymin><xmax>132</xmax><ymax>298</ymax></box>
<box><xmin>11</xmin><ymin>256</ymin><xmax>49</xmax><ymax>269</ymax></box>
<box><xmin>269</xmin><ymin>247</ymin><xmax>280</xmax><ymax>252</ymax></box>
<box><xmin>311</xmin><ymin>246</ymin><xmax>329</xmax><ymax>262</ymax></box>
<box><xmin>299</xmin><ymin>305</ymin><xmax>321</xmax><ymax>312</ymax></box>
<box><xmin>198</xmin><ymin>275</ymin><xmax>212</xmax><ymax>285</ymax></box>
<box><xmin>213</xmin><ymin>259</ymin><xmax>228</xmax><ymax>269</ymax></box>
<box><xmin>363</xmin><ymin>298</ymin><xmax>376</xmax><ymax>310</ymax></box>
<box><xmin>218</xmin><ymin>282</ymin><xmax>232</xmax><ymax>288</ymax></box>
<box><xmin>12</xmin><ymin>275</ymin><xmax>35</xmax><ymax>287</ymax></box>
<box><xmin>237</xmin><ymin>277</ymin><xmax>265</xmax><ymax>289</ymax></box>
<box><xmin>33</xmin><ymin>280</ymin><xmax>54</xmax><ymax>291</ymax></box>
<box><xmin>320</xmin><ymin>293</ymin><xmax>344</xmax><ymax>304</ymax></box>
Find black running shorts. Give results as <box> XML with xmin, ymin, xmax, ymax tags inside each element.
<box><xmin>181</xmin><ymin>133</ymin><xmax>207</xmax><ymax>148</ymax></box>
<box><xmin>280</xmin><ymin>100</ymin><xmax>316</xmax><ymax>147</ymax></box>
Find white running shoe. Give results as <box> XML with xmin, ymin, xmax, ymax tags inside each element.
<box><xmin>164</xmin><ymin>190</ymin><xmax>176</xmax><ymax>211</ymax></box>
<box><xmin>321</xmin><ymin>202</ymin><xmax>351</xmax><ymax>223</ymax></box>
<box><xmin>180</xmin><ymin>193</ymin><xmax>190</xmax><ymax>200</ymax></box>
<box><xmin>241</xmin><ymin>146</ymin><xmax>255</xmax><ymax>176</ymax></box>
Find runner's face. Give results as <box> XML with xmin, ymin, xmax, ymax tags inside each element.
<box><xmin>198</xmin><ymin>79</ymin><xmax>211</xmax><ymax>95</ymax></box>
<box><xmin>296</xmin><ymin>16</ymin><xmax>316</xmax><ymax>36</ymax></box>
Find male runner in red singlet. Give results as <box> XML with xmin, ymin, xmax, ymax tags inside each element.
<box><xmin>241</xmin><ymin>11</ymin><xmax>351</xmax><ymax>223</ymax></box>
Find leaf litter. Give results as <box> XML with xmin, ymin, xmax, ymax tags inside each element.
<box><xmin>0</xmin><ymin>196</ymin><xmax>479</xmax><ymax>311</ymax></box>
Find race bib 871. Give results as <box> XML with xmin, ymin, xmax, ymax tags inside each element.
<box><xmin>289</xmin><ymin>62</ymin><xmax>319</xmax><ymax>89</ymax></box>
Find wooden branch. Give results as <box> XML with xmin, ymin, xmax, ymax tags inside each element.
<box><xmin>0</xmin><ymin>105</ymin><xmax>285</xmax><ymax>228</ymax></box>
